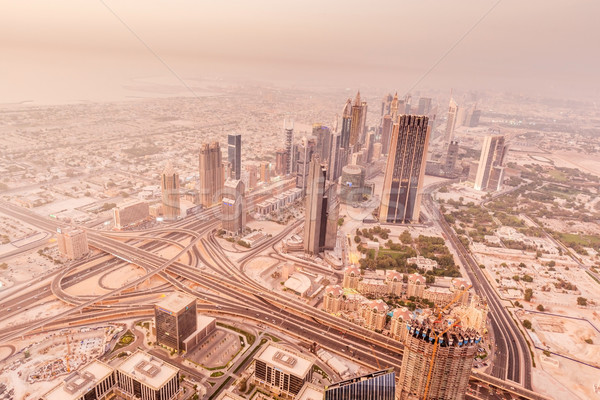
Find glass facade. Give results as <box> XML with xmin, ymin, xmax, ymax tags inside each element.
<box><xmin>325</xmin><ymin>369</ymin><xmax>396</xmax><ymax>400</ymax></box>
<box><xmin>228</xmin><ymin>134</ymin><xmax>241</xmax><ymax>180</ymax></box>
<box><xmin>380</xmin><ymin>115</ymin><xmax>429</xmax><ymax>223</ymax></box>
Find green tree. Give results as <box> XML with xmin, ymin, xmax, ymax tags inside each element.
<box><xmin>354</xmin><ymin>235</ymin><xmax>361</xmax><ymax>244</ymax></box>
<box><xmin>577</xmin><ymin>297</ymin><xmax>588</xmax><ymax>306</ymax></box>
<box><xmin>522</xmin><ymin>320</ymin><xmax>532</xmax><ymax>329</ymax></box>
<box><xmin>399</xmin><ymin>230</ymin><xmax>413</xmax><ymax>244</ymax></box>
<box><xmin>524</xmin><ymin>288</ymin><xmax>533</xmax><ymax>302</ymax></box>
<box><xmin>537</xmin><ymin>304</ymin><xmax>545</xmax><ymax>312</ymax></box>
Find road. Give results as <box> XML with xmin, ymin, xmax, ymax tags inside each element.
<box><xmin>0</xmin><ymin>200</ymin><xmax>549</xmax><ymax>399</ymax></box>
<box><xmin>423</xmin><ymin>186</ymin><xmax>533</xmax><ymax>390</ymax></box>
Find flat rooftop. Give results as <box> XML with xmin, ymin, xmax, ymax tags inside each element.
<box><xmin>155</xmin><ymin>292</ymin><xmax>196</xmax><ymax>314</ymax></box>
<box><xmin>255</xmin><ymin>343</ymin><xmax>313</xmax><ymax>378</ymax></box>
<box><xmin>197</xmin><ymin>315</ymin><xmax>216</xmax><ymax>330</ymax></box>
<box><xmin>296</xmin><ymin>382</ymin><xmax>325</xmax><ymax>400</ymax></box>
<box><xmin>215</xmin><ymin>391</ymin><xmax>246</xmax><ymax>400</ymax></box>
<box><xmin>43</xmin><ymin>360</ymin><xmax>113</xmax><ymax>400</ymax></box>
<box><xmin>117</xmin><ymin>350</ymin><xmax>179</xmax><ymax>390</ymax></box>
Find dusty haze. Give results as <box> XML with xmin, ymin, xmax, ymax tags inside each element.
<box><xmin>1</xmin><ymin>0</ymin><xmax>599</xmax><ymax>104</ymax></box>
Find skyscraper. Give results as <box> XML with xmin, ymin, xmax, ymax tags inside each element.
<box><xmin>155</xmin><ymin>292</ymin><xmax>197</xmax><ymax>353</ymax></box>
<box><xmin>222</xmin><ymin>179</ymin><xmax>246</xmax><ymax>234</ymax></box>
<box><xmin>381</xmin><ymin>93</ymin><xmax>394</xmax><ymax>118</ymax></box>
<box><xmin>444</xmin><ymin>98</ymin><xmax>459</xmax><ymax>144</ymax></box>
<box><xmin>56</xmin><ymin>227</ymin><xmax>89</xmax><ymax>260</ymax></box>
<box><xmin>444</xmin><ymin>140</ymin><xmax>459</xmax><ymax>174</ymax></box>
<box><xmin>314</xmin><ymin>124</ymin><xmax>332</xmax><ymax>162</ymax></box>
<box><xmin>275</xmin><ymin>149</ymin><xmax>287</xmax><ymax>176</ymax></box>
<box><xmin>295</xmin><ymin>138</ymin><xmax>315</xmax><ymax>191</ymax></box>
<box><xmin>260</xmin><ymin>161</ymin><xmax>271</xmax><ymax>184</ymax></box>
<box><xmin>379</xmin><ymin>115</ymin><xmax>430</xmax><ymax>223</ymax></box>
<box><xmin>340</xmin><ymin>99</ymin><xmax>352</xmax><ymax>150</ymax></box>
<box><xmin>160</xmin><ymin>162</ymin><xmax>180</xmax><ymax>220</ymax></box>
<box><xmin>474</xmin><ymin>135</ymin><xmax>507</xmax><ymax>191</ymax></box>
<box><xmin>349</xmin><ymin>91</ymin><xmax>364</xmax><ymax>149</ymax></box>
<box><xmin>398</xmin><ymin>320</ymin><xmax>480</xmax><ymax>399</ymax></box>
<box><xmin>417</xmin><ymin>97</ymin><xmax>432</xmax><ymax>115</ymax></box>
<box><xmin>199</xmin><ymin>142</ymin><xmax>224</xmax><ymax>208</ymax></box>
<box><xmin>380</xmin><ymin>114</ymin><xmax>393</xmax><ymax>155</ymax></box>
<box><xmin>284</xmin><ymin>119</ymin><xmax>294</xmax><ymax>175</ymax></box>
<box><xmin>325</xmin><ymin>369</ymin><xmax>395</xmax><ymax>400</ymax></box>
<box><xmin>327</xmin><ymin>132</ymin><xmax>343</xmax><ymax>181</ymax></box>
<box><xmin>304</xmin><ymin>154</ymin><xmax>326</xmax><ymax>255</ymax></box>
<box><xmin>227</xmin><ymin>134</ymin><xmax>241</xmax><ymax>180</ymax></box>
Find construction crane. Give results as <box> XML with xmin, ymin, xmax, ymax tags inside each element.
<box><xmin>370</xmin><ymin>345</ymin><xmax>382</xmax><ymax>370</ymax></box>
<box><xmin>422</xmin><ymin>284</ymin><xmax>471</xmax><ymax>400</ymax></box>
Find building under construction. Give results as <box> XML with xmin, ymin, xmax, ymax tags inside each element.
<box><xmin>398</xmin><ymin>319</ymin><xmax>481</xmax><ymax>400</ymax></box>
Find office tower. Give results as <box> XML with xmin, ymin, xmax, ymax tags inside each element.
<box><xmin>417</xmin><ymin>97</ymin><xmax>432</xmax><ymax>115</ymax></box>
<box><xmin>113</xmin><ymin>200</ymin><xmax>149</xmax><ymax>229</ymax></box>
<box><xmin>260</xmin><ymin>161</ymin><xmax>271</xmax><ymax>184</ymax></box>
<box><xmin>323</xmin><ymin>184</ymin><xmax>339</xmax><ymax>250</ymax></box>
<box><xmin>57</xmin><ymin>227</ymin><xmax>89</xmax><ymax>260</ymax></box>
<box><xmin>444</xmin><ymin>140</ymin><xmax>459</xmax><ymax>173</ymax></box>
<box><xmin>327</xmin><ymin>132</ymin><xmax>343</xmax><ymax>181</ymax></box>
<box><xmin>349</xmin><ymin>91</ymin><xmax>364</xmax><ymax>148</ymax></box>
<box><xmin>444</xmin><ymin>98</ymin><xmax>459</xmax><ymax>144</ymax></box>
<box><xmin>398</xmin><ymin>321</ymin><xmax>480</xmax><ymax>400</ymax></box>
<box><xmin>295</xmin><ymin>138</ymin><xmax>315</xmax><ymax>191</ymax></box>
<box><xmin>284</xmin><ymin>119</ymin><xmax>294</xmax><ymax>175</ymax></box>
<box><xmin>466</xmin><ymin>108</ymin><xmax>481</xmax><ymax>127</ymax></box>
<box><xmin>365</xmin><ymin>131</ymin><xmax>376</xmax><ymax>163</ymax></box>
<box><xmin>115</xmin><ymin>350</ymin><xmax>180</xmax><ymax>400</ymax></box>
<box><xmin>379</xmin><ymin>115</ymin><xmax>430</xmax><ymax>223</ymax></box>
<box><xmin>380</xmin><ymin>114</ymin><xmax>393</xmax><ymax>155</ymax></box>
<box><xmin>304</xmin><ymin>154</ymin><xmax>326</xmax><ymax>255</ymax></box>
<box><xmin>474</xmin><ymin>135</ymin><xmax>507</xmax><ymax>191</ymax></box>
<box><xmin>359</xmin><ymin>100</ymin><xmax>368</xmax><ymax>144</ymax></box>
<box><xmin>325</xmin><ymin>369</ymin><xmax>396</xmax><ymax>400</ymax></box>
<box><xmin>275</xmin><ymin>149</ymin><xmax>287</xmax><ymax>176</ymax></box>
<box><xmin>340</xmin><ymin>165</ymin><xmax>365</xmax><ymax>204</ymax></box>
<box><xmin>404</xmin><ymin>94</ymin><xmax>412</xmax><ymax>114</ymax></box>
<box><xmin>245</xmin><ymin>164</ymin><xmax>258</xmax><ymax>190</ymax></box>
<box><xmin>372</xmin><ymin>142</ymin><xmax>382</xmax><ymax>160</ymax></box>
<box><xmin>222</xmin><ymin>179</ymin><xmax>246</xmax><ymax>234</ymax></box>
<box><xmin>381</xmin><ymin>93</ymin><xmax>394</xmax><ymax>118</ymax></box>
<box><xmin>340</xmin><ymin>99</ymin><xmax>353</xmax><ymax>150</ymax></box>
<box><xmin>227</xmin><ymin>134</ymin><xmax>241</xmax><ymax>180</ymax></box>
<box><xmin>160</xmin><ymin>162</ymin><xmax>180</xmax><ymax>220</ymax></box>
<box><xmin>314</xmin><ymin>124</ymin><xmax>332</xmax><ymax>162</ymax></box>
<box><xmin>199</xmin><ymin>142</ymin><xmax>224</xmax><ymax>208</ymax></box>
<box><xmin>253</xmin><ymin>343</ymin><xmax>314</xmax><ymax>398</ymax></box>
<box><xmin>155</xmin><ymin>292</ymin><xmax>197</xmax><ymax>353</ymax></box>
<box><xmin>390</xmin><ymin>92</ymin><xmax>399</xmax><ymax>118</ymax></box>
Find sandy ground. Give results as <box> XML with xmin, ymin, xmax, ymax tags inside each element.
<box><xmin>244</xmin><ymin>256</ymin><xmax>280</xmax><ymax>290</ymax></box>
<box><xmin>1</xmin><ymin>301</ymin><xmax>72</xmax><ymax>329</ymax></box>
<box><xmin>0</xmin><ymin>248</ymin><xmax>63</xmax><ymax>288</ymax></box>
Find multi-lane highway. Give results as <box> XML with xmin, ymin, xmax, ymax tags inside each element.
<box><xmin>423</xmin><ymin>189</ymin><xmax>533</xmax><ymax>390</ymax></box>
<box><xmin>0</xmin><ymin>199</ymin><xmax>548</xmax><ymax>399</ymax></box>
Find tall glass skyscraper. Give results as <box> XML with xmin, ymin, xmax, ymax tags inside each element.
<box><xmin>325</xmin><ymin>369</ymin><xmax>395</xmax><ymax>400</ymax></box>
<box><xmin>227</xmin><ymin>134</ymin><xmax>241</xmax><ymax>180</ymax></box>
<box><xmin>379</xmin><ymin>115</ymin><xmax>430</xmax><ymax>223</ymax></box>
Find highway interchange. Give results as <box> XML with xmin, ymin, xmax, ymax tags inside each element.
<box><xmin>0</xmin><ymin>198</ymin><xmax>548</xmax><ymax>400</ymax></box>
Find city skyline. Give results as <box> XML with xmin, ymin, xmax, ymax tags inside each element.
<box><xmin>1</xmin><ymin>3</ymin><xmax>599</xmax><ymax>400</ymax></box>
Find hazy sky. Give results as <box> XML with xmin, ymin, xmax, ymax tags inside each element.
<box><xmin>1</xmin><ymin>0</ymin><xmax>599</xmax><ymax>104</ymax></box>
